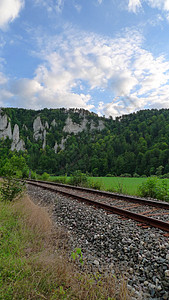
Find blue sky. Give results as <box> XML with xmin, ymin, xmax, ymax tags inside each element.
<box><xmin>1</xmin><ymin>0</ymin><xmax>169</xmax><ymax>117</ymax></box>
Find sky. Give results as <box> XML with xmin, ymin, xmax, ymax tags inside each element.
<box><xmin>1</xmin><ymin>1</ymin><xmax>169</xmax><ymax>117</ymax></box>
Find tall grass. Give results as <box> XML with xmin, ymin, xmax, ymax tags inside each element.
<box><xmin>0</xmin><ymin>194</ymin><xmax>131</xmax><ymax>299</ymax></box>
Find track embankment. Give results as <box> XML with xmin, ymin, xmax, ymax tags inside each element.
<box><xmin>26</xmin><ymin>179</ymin><xmax>169</xmax><ymax>233</ymax></box>
<box><xmin>27</xmin><ymin>182</ymin><xmax>169</xmax><ymax>300</ymax></box>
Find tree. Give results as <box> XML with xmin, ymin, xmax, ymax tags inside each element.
<box><xmin>0</xmin><ymin>155</ymin><xmax>28</xmax><ymax>201</ymax></box>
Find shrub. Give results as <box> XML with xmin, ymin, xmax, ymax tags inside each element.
<box><xmin>87</xmin><ymin>180</ymin><xmax>102</xmax><ymax>190</ymax></box>
<box><xmin>0</xmin><ymin>155</ymin><xmax>27</xmax><ymax>202</ymax></box>
<box><xmin>41</xmin><ymin>172</ymin><xmax>50</xmax><ymax>181</ymax></box>
<box><xmin>137</xmin><ymin>177</ymin><xmax>169</xmax><ymax>201</ymax></box>
<box><xmin>69</xmin><ymin>170</ymin><xmax>88</xmax><ymax>186</ymax></box>
<box><xmin>52</xmin><ymin>175</ymin><xmax>69</xmax><ymax>184</ymax></box>
<box><xmin>133</xmin><ymin>172</ymin><xmax>140</xmax><ymax>178</ymax></box>
<box><xmin>120</xmin><ymin>173</ymin><xmax>132</xmax><ymax>177</ymax></box>
<box><xmin>30</xmin><ymin>170</ymin><xmax>37</xmax><ymax>179</ymax></box>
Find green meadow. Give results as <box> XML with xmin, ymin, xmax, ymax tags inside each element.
<box><xmin>89</xmin><ymin>177</ymin><xmax>147</xmax><ymax>195</ymax></box>
<box><xmin>49</xmin><ymin>175</ymin><xmax>169</xmax><ymax>197</ymax></box>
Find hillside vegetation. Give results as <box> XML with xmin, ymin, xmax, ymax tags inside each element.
<box><xmin>1</xmin><ymin>107</ymin><xmax>169</xmax><ymax>177</ymax></box>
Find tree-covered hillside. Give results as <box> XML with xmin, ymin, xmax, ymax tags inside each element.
<box><xmin>1</xmin><ymin>107</ymin><xmax>169</xmax><ymax>177</ymax></box>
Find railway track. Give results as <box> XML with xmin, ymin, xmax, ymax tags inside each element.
<box><xmin>26</xmin><ymin>179</ymin><xmax>169</xmax><ymax>233</ymax></box>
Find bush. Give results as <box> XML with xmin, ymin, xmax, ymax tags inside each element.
<box><xmin>41</xmin><ymin>172</ymin><xmax>50</xmax><ymax>181</ymax></box>
<box><xmin>52</xmin><ymin>175</ymin><xmax>69</xmax><ymax>184</ymax></box>
<box><xmin>137</xmin><ymin>177</ymin><xmax>169</xmax><ymax>201</ymax></box>
<box><xmin>69</xmin><ymin>170</ymin><xmax>88</xmax><ymax>186</ymax></box>
<box><xmin>87</xmin><ymin>180</ymin><xmax>102</xmax><ymax>190</ymax></box>
<box><xmin>133</xmin><ymin>173</ymin><xmax>140</xmax><ymax>178</ymax></box>
<box><xmin>0</xmin><ymin>178</ymin><xmax>25</xmax><ymax>202</ymax></box>
<box><xmin>0</xmin><ymin>155</ymin><xmax>27</xmax><ymax>202</ymax></box>
<box><xmin>30</xmin><ymin>170</ymin><xmax>37</xmax><ymax>180</ymax></box>
<box><xmin>120</xmin><ymin>173</ymin><xmax>132</xmax><ymax>177</ymax></box>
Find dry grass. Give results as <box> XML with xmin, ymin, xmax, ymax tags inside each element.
<box><xmin>1</xmin><ymin>193</ymin><xmax>132</xmax><ymax>300</ymax></box>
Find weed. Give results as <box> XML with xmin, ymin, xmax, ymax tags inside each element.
<box><xmin>71</xmin><ymin>248</ymin><xmax>84</xmax><ymax>266</ymax></box>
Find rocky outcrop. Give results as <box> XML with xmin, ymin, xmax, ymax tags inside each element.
<box><xmin>42</xmin><ymin>129</ymin><xmax>47</xmax><ymax>150</ymax></box>
<box><xmin>11</xmin><ymin>124</ymin><xmax>25</xmax><ymax>151</ymax></box>
<box><xmin>90</xmin><ymin>120</ymin><xmax>105</xmax><ymax>131</ymax></box>
<box><xmin>0</xmin><ymin>111</ymin><xmax>12</xmax><ymax>139</ymax></box>
<box><xmin>54</xmin><ymin>137</ymin><xmax>68</xmax><ymax>153</ymax></box>
<box><xmin>45</xmin><ymin>121</ymin><xmax>49</xmax><ymax>129</ymax></box>
<box><xmin>1</xmin><ymin>108</ymin><xmax>105</xmax><ymax>153</ymax></box>
<box><xmin>51</xmin><ymin>119</ymin><xmax>57</xmax><ymax>127</ymax></box>
<box><xmin>63</xmin><ymin>116</ymin><xmax>88</xmax><ymax>134</ymax></box>
<box><xmin>63</xmin><ymin>115</ymin><xmax>105</xmax><ymax>134</ymax></box>
<box><xmin>33</xmin><ymin>116</ymin><xmax>44</xmax><ymax>141</ymax></box>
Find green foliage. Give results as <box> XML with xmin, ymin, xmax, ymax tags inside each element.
<box><xmin>0</xmin><ymin>155</ymin><xmax>27</xmax><ymax>201</ymax></box>
<box><xmin>69</xmin><ymin>170</ymin><xmax>88</xmax><ymax>186</ymax></box>
<box><xmin>51</xmin><ymin>175</ymin><xmax>69</xmax><ymax>184</ymax></box>
<box><xmin>0</xmin><ymin>178</ymin><xmax>25</xmax><ymax>202</ymax></box>
<box><xmin>41</xmin><ymin>172</ymin><xmax>50</xmax><ymax>181</ymax></box>
<box><xmin>156</xmin><ymin>165</ymin><xmax>164</xmax><ymax>177</ymax></box>
<box><xmin>3</xmin><ymin>107</ymin><xmax>169</xmax><ymax>177</ymax></box>
<box><xmin>71</xmin><ymin>248</ymin><xmax>84</xmax><ymax>266</ymax></box>
<box><xmin>133</xmin><ymin>172</ymin><xmax>140</xmax><ymax>177</ymax></box>
<box><xmin>120</xmin><ymin>173</ymin><xmax>132</xmax><ymax>177</ymax></box>
<box><xmin>138</xmin><ymin>177</ymin><xmax>169</xmax><ymax>201</ymax></box>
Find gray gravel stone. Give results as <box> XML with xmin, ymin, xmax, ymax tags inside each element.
<box><xmin>27</xmin><ymin>185</ymin><xmax>169</xmax><ymax>300</ymax></box>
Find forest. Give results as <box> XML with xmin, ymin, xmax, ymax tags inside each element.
<box><xmin>1</xmin><ymin>107</ymin><xmax>169</xmax><ymax>177</ymax></box>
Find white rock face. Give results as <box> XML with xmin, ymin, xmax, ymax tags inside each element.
<box><xmin>51</xmin><ymin>119</ymin><xmax>57</xmax><ymax>127</ymax></box>
<box><xmin>42</xmin><ymin>129</ymin><xmax>47</xmax><ymax>149</ymax></box>
<box><xmin>63</xmin><ymin>116</ymin><xmax>87</xmax><ymax>134</ymax></box>
<box><xmin>11</xmin><ymin>124</ymin><xmax>25</xmax><ymax>151</ymax></box>
<box><xmin>63</xmin><ymin>116</ymin><xmax>105</xmax><ymax>134</ymax></box>
<box><xmin>54</xmin><ymin>141</ymin><xmax>58</xmax><ymax>153</ymax></box>
<box><xmin>33</xmin><ymin>116</ymin><xmax>44</xmax><ymax>140</ymax></box>
<box><xmin>45</xmin><ymin>121</ymin><xmax>49</xmax><ymax>129</ymax></box>
<box><xmin>0</xmin><ymin>112</ymin><xmax>12</xmax><ymax>139</ymax></box>
<box><xmin>98</xmin><ymin>120</ymin><xmax>105</xmax><ymax>131</ymax></box>
<box><xmin>90</xmin><ymin>120</ymin><xmax>105</xmax><ymax>131</ymax></box>
<box><xmin>54</xmin><ymin>137</ymin><xmax>68</xmax><ymax>153</ymax></box>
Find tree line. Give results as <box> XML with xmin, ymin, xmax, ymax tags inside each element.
<box><xmin>1</xmin><ymin>107</ymin><xmax>169</xmax><ymax>177</ymax></box>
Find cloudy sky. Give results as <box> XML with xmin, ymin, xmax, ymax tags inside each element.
<box><xmin>1</xmin><ymin>0</ymin><xmax>169</xmax><ymax>117</ymax></box>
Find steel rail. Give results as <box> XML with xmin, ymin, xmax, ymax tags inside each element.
<box><xmin>26</xmin><ymin>179</ymin><xmax>169</xmax><ymax>210</ymax></box>
<box><xmin>26</xmin><ymin>180</ymin><xmax>169</xmax><ymax>233</ymax></box>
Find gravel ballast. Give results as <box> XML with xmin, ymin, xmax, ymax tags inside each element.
<box><xmin>27</xmin><ymin>185</ymin><xmax>169</xmax><ymax>300</ymax></box>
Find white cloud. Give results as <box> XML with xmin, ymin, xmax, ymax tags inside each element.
<box><xmin>74</xmin><ymin>3</ymin><xmax>82</xmax><ymax>13</ymax></box>
<box><xmin>35</xmin><ymin>0</ymin><xmax>65</xmax><ymax>13</ymax></box>
<box><xmin>0</xmin><ymin>0</ymin><xmax>24</xmax><ymax>30</ymax></box>
<box><xmin>3</xmin><ymin>26</ymin><xmax>169</xmax><ymax>117</ymax></box>
<box><xmin>55</xmin><ymin>0</ymin><xmax>65</xmax><ymax>13</ymax></box>
<box><xmin>128</xmin><ymin>0</ymin><xmax>169</xmax><ymax>13</ymax></box>
<box><xmin>0</xmin><ymin>72</ymin><xmax>7</xmax><ymax>85</ymax></box>
<box><xmin>128</xmin><ymin>0</ymin><xmax>141</xmax><ymax>13</ymax></box>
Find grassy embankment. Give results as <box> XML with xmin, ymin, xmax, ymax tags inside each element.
<box><xmin>0</xmin><ymin>194</ymin><xmax>130</xmax><ymax>300</ymax></box>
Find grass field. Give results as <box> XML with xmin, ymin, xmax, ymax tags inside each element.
<box><xmin>49</xmin><ymin>175</ymin><xmax>169</xmax><ymax>197</ymax></box>
<box><xmin>89</xmin><ymin>177</ymin><xmax>147</xmax><ymax>195</ymax></box>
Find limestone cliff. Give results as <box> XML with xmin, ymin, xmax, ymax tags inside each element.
<box><xmin>63</xmin><ymin>115</ymin><xmax>105</xmax><ymax>134</ymax></box>
<box><xmin>0</xmin><ymin>111</ymin><xmax>12</xmax><ymax>139</ymax></box>
<box><xmin>0</xmin><ymin>108</ymin><xmax>106</xmax><ymax>153</ymax></box>
<box><xmin>11</xmin><ymin>124</ymin><xmax>25</xmax><ymax>151</ymax></box>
